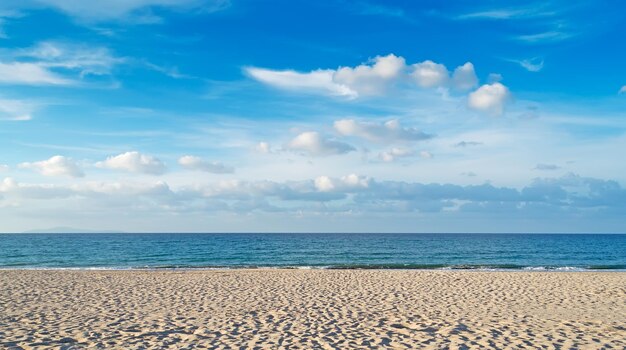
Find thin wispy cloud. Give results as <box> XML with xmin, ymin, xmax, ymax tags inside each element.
<box><xmin>504</xmin><ymin>57</ymin><xmax>544</xmax><ymax>72</ymax></box>
<box><xmin>519</xmin><ymin>58</ymin><xmax>544</xmax><ymax>72</ymax></box>
<box><xmin>515</xmin><ymin>30</ymin><xmax>574</xmax><ymax>43</ymax></box>
<box><xmin>534</xmin><ymin>163</ymin><xmax>560</xmax><ymax>171</ymax></box>
<box><xmin>457</xmin><ymin>7</ymin><xmax>555</xmax><ymax>20</ymax></box>
<box><xmin>178</xmin><ymin>155</ymin><xmax>234</xmax><ymax>174</ymax></box>
<box><xmin>2</xmin><ymin>0</ymin><xmax>231</xmax><ymax>23</ymax></box>
<box><xmin>334</xmin><ymin>119</ymin><xmax>432</xmax><ymax>144</ymax></box>
<box><xmin>0</xmin><ymin>98</ymin><xmax>35</xmax><ymax>121</ymax></box>
<box><xmin>355</xmin><ymin>2</ymin><xmax>406</xmax><ymax>18</ymax></box>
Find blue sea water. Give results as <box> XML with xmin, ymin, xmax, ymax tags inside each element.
<box><xmin>0</xmin><ymin>233</ymin><xmax>624</xmax><ymax>270</ymax></box>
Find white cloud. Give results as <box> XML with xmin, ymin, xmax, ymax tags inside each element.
<box><xmin>506</xmin><ymin>57</ymin><xmax>544</xmax><ymax>72</ymax></box>
<box><xmin>96</xmin><ymin>151</ymin><xmax>166</xmax><ymax>175</ymax></box>
<box><xmin>411</xmin><ymin>60</ymin><xmax>477</xmax><ymax>91</ymax></box>
<box><xmin>378</xmin><ymin>147</ymin><xmax>415</xmax><ymax>162</ymax></box>
<box><xmin>419</xmin><ymin>151</ymin><xmax>433</xmax><ymax>159</ymax></box>
<box><xmin>0</xmin><ymin>164</ymin><xmax>8</xmax><ymax>172</ymax></box>
<box><xmin>248</xmin><ymin>54</ymin><xmax>485</xmax><ymax>99</ymax></box>
<box><xmin>3</xmin><ymin>0</ymin><xmax>230</xmax><ymax>23</ymax></box>
<box><xmin>411</xmin><ymin>60</ymin><xmax>448</xmax><ymax>88</ymax></box>
<box><xmin>516</xmin><ymin>31</ymin><xmax>573</xmax><ymax>43</ymax></box>
<box><xmin>0</xmin><ymin>41</ymin><xmax>124</xmax><ymax>86</ymax></box>
<box><xmin>23</xmin><ymin>41</ymin><xmax>123</xmax><ymax>77</ymax></box>
<box><xmin>255</xmin><ymin>141</ymin><xmax>272</xmax><ymax>154</ymax></box>
<box><xmin>178</xmin><ymin>155</ymin><xmax>234</xmax><ymax>174</ymax></box>
<box><xmin>18</xmin><ymin>155</ymin><xmax>84</xmax><ymax>177</ymax></box>
<box><xmin>0</xmin><ymin>98</ymin><xmax>35</xmax><ymax>121</ymax></box>
<box><xmin>468</xmin><ymin>82</ymin><xmax>511</xmax><ymax>116</ymax></box>
<box><xmin>457</xmin><ymin>7</ymin><xmax>554</xmax><ymax>20</ymax></box>
<box><xmin>333</xmin><ymin>54</ymin><xmax>406</xmax><ymax>95</ymax></box>
<box><xmin>334</xmin><ymin>119</ymin><xmax>432</xmax><ymax>143</ymax></box>
<box><xmin>0</xmin><ymin>173</ymin><xmax>619</xmax><ymax>211</ymax></box>
<box><xmin>451</xmin><ymin>62</ymin><xmax>478</xmax><ymax>91</ymax></box>
<box><xmin>247</xmin><ymin>54</ymin><xmax>406</xmax><ymax>99</ymax></box>
<box><xmin>245</xmin><ymin>67</ymin><xmax>357</xmax><ymax>98</ymax></box>
<box><xmin>286</xmin><ymin>131</ymin><xmax>355</xmax><ymax>156</ymax></box>
<box><xmin>1</xmin><ymin>173</ymin><xmax>624</xmax><ymax>232</ymax></box>
<box><xmin>519</xmin><ymin>58</ymin><xmax>544</xmax><ymax>72</ymax></box>
<box><xmin>314</xmin><ymin>174</ymin><xmax>370</xmax><ymax>192</ymax></box>
<box><xmin>619</xmin><ymin>86</ymin><xmax>626</xmax><ymax>94</ymax></box>
<box><xmin>0</xmin><ymin>62</ymin><xmax>71</xmax><ymax>85</ymax></box>
<box><xmin>314</xmin><ymin>176</ymin><xmax>335</xmax><ymax>192</ymax></box>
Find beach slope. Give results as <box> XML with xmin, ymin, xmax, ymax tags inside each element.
<box><xmin>1</xmin><ymin>270</ymin><xmax>624</xmax><ymax>349</ymax></box>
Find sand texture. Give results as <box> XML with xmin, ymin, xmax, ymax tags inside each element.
<box><xmin>1</xmin><ymin>270</ymin><xmax>625</xmax><ymax>349</ymax></box>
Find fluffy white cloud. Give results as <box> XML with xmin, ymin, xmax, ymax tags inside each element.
<box><xmin>2</xmin><ymin>0</ymin><xmax>229</xmax><ymax>22</ymax></box>
<box><xmin>411</xmin><ymin>60</ymin><xmax>448</xmax><ymax>88</ymax></box>
<box><xmin>411</xmin><ymin>60</ymin><xmax>477</xmax><ymax>91</ymax></box>
<box><xmin>96</xmin><ymin>151</ymin><xmax>166</xmax><ymax>175</ymax></box>
<box><xmin>286</xmin><ymin>131</ymin><xmax>355</xmax><ymax>156</ymax></box>
<box><xmin>377</xmin><ymin>148</ymin><xmax>432</xmax><ymax>162</ymax></box>
<box><xmin>248</xmin><ymin>54</ymin><xmax>485</xmax><ymax>99</ymax></box>
<box><xmin>451</xmin><ymin>62</ymin><xmax>478</xmax><ymax>91</ymax></box>
<box><xmin>467</xmin><ymin>82</ymin><xmax>511</xmax><ymax>116</ymax></box>
<box><xmin>247</xmin><ymin>54</ymin><xmax>406</xmax><ymax>98</ymax></box>
<box><xmin>18</xmin><ymin>155</ymin><xmax>84</xmax><ymax>177</ymax></box>
<box><xmin>245</xmin><ymin>67</ymin><xmax>357</xmax><ymax>98</ymax></box>
<box><xmin>1</xmin><ymin>174</ymin><xmax>624</xmax><ymax>225</ymax></box>
<box><xmin>334</xmin><ymin>119</ymin><xmax>432</xmax><ymax>143</ymax></box>
<box><xmin>378</xmin><ymin>147</ymin><xmax>415</xmax><ymax>162</ymax></box>
<box><xmin>313</xmin><ymin>176</ymin><xmax>335</xmax><ymax>192</ymax></box>
<box><xmin>314</xmin><ymin>174</ymin><xmax>370</xmax><ymax>192</ymax></box>
<box><xmin>333</xmin><ymin>54</ymin><xmax>406</xmax><ymax>95</ymax></box>
<box><xmin>178</xmin><ymin>155</ymin><xmax>234</xmax><ymax>174</ymax></box>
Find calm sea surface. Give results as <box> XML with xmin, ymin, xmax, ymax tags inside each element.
<box><xmin>0</xmin><ymin>233</ymin><xmax>624</xmax><ymax>270</ymax></box>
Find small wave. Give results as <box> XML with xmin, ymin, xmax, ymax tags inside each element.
<box><xmin>2</xmin><ymin>263</ymin><xmax>624</xmax><ymax>271</ymax></box>
<box><xmin>522</xmin><ymin>266</ymin><xmax>586</xmax><ymax>272</ymax></box>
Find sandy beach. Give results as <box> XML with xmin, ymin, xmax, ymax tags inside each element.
<box><xmin>1</xmin><ymin>270</ymin><xmax>624</xmax><ymax>349</ymax></box>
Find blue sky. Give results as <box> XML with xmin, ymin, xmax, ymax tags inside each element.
<box><xmin>0</xmin><ymin>0</ymin><xmax>625</xmax><ymax>233</ymax></box>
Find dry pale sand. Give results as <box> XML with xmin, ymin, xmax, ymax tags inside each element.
<box><xmin>0</xmin><ymin>270</ymin><xmax>625</xmax><ymax>349</ymax></box>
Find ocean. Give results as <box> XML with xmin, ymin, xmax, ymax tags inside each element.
<box><xmin>0</xmin><ymin>233</ymin><xmax>624</xmax><ymax>270</ymax></box>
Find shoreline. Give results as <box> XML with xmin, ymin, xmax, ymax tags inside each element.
<box><xmin>2</xmin><ymin>269</ymin><xmax>625</xmax><ymax>349</ymax></box>
<box><xmin>1</xmin><ymin>265</ymin><xmax>625</xmax><ymax>272</ymax></box>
